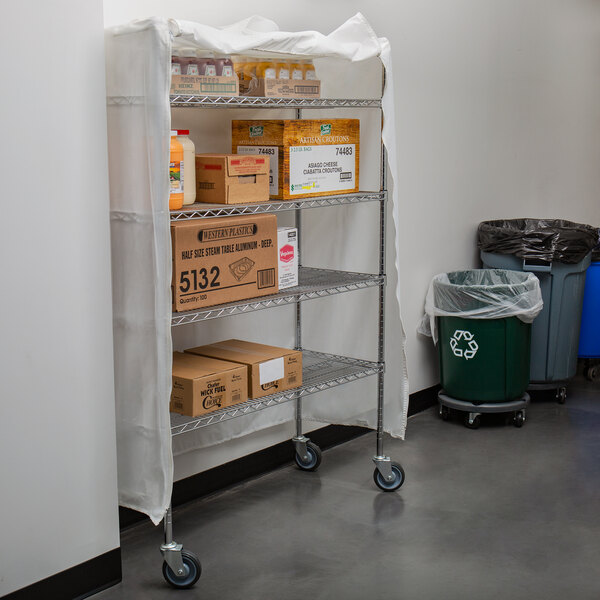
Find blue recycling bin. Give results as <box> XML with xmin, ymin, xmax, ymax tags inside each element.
<box><xmin>578</xmin><ymin>261</ymin><xmax>600</xmax><ymax>359</ymax></box>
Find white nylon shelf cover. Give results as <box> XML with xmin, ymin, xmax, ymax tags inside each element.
<box><xmin>105</xmin><ymin>14</ymin><xmax>408</xmax><ymax>525</ymax></box>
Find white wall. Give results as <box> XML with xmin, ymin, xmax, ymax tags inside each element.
<box><xmin>0</xmin><ymin>1</ymin><xmax>120</xmax><ymax>596</ymax></box>
<box><xmin>103</xmin><ymin>1</ymin><xmax>600</xmax><ymax>477</ymax></box>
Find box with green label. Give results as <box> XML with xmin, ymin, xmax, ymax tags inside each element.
<box><xmin>232</xmin><ymin>119</ymin><xmax>360</xmax><ymax>200</ymax></box>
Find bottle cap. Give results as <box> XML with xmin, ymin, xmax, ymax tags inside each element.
<box><xmin>177</xmin><ymin>130</ymin><xmax>190</xmax><ymax>135</ymax></box>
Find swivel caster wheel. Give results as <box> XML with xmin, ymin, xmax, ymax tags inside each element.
<box><xmin>162</xmin><ymin>549</ymin><xmax>201</xmax><ymax>589</ymax></box>
<box><xmin>464</xmin><ymin>414</ymin><xmax>481</xmax><ymax>429</ymax></box>
<box><xmin>373</xmin><ymin>462</ymin><xmax>405</xmax><ymax>492</ymax></box>
<box><xmin>556</xmin><ymin>387</ymin><xmax>567</xmax><ymax>404</ymax></box>
<box><xmin>439</xmin><ymin>405</ymin><xmax>450</xmax><ymax>421</ymax></box>
<box><xmin>585</xmin><ymin>366</ymin><xmax>598</xmax><ymax>382</ymax></box>
<box><xmin>513</xmin><ymin>411</ymin><xmax>525</xmax><ymax>428</ymax></box>
<box><xmin>294</xmin><ymin>441</ymin><xmax>322</xmax><ymax>471</ymax></box>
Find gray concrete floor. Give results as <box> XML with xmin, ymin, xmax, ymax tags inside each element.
<box><xmin>97</xmin><ymin>378</ymin><xmax>600</xmax><ymax>600</ymax></box>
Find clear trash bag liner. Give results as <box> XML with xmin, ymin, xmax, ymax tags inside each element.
<box><xmin>478</xmin><ymin>219</ymin><xmax>599</xmax><ymax>265</ymax></box>
<box><xmin>419</xmin><ymin>269</ymin><xmax>543</xmax><ymax>343</ymax></box>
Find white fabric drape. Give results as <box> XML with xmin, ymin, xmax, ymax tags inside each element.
<box><xmin>105</xmin><ymin>14</ymin><xmax>408</xmax><ymax>525</ymax></box>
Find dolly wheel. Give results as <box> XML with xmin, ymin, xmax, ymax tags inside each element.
<box><xmin>440</xmin><ymin>405</ymin><xmax>450</xmax><ymax>421</ymax></box>
<box><xmin>585</xmin><ymin>366</ymin><xmax>598</xmax><ymax>382</ymax></box>
<box><xmin>513</xmin><ymin>411</ymin><xmax>525</xmax><ymax>428</ymax></box>
<box><xmin>294</xmin><ymin>441</ymin><xmax>322</xmax><ymax>471</ymax></box>
<box><xmin>162</xmin><ymin>550</ymin><xmax>201</xmax><ymax>589</ymax></box>
<box><xmin>373</xmin><ymin>462</ymin><xmax>405</xmax><ymax>492</ymax></box>
<box><xmin>464</xmin><ymin>414</ymin><xmax>481</xmax><ymax>429</ymax></box>
<box><xmin>556</xmin><ymin>387</ymin><xmax>567</xmax><ymax>404</ymax></box>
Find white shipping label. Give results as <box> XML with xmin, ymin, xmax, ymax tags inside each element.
<box><xmin>289</xmin><ymin>145</ymin><xmax>355</xmax><ymax>195</ymax></box>
<box><xmin>237</xmin><ymin>146</ymin><xmax>279</xmax><ymax>195</ymax></box>
<box><xmin>259</xmin><ymin>357</ymin><xmax>285</xmax><ymax>385</ymax></box>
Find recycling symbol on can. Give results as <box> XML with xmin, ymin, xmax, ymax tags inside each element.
<box><xmin>450</xmin><ymin>330</ymin><xmax>479</xmax><ymax>360</ymax></box>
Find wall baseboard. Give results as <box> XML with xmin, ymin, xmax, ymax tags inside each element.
<box><xmin>2</xmin><ymin>548</ymin><xmax>121</xmax><ymax>600</ymax></box>
<box><xmin>408</xmin><ymin>383</ymin><xmax>441</xmax><ymax>416</ymax></box>
<box><xmin>120</xmin><ymin>384</ymin><xmax>440</xmax><ymax>530</ymax></box>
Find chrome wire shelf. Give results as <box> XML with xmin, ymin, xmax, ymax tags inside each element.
<box><xmin>169</xmin><ymin>95</ymin><xmax>382</xmax><ymax>109</ymax></box>
<box><xmin>170</xmin><ymin>349</ymin><xmax>382</xmax><ymax>435</ymax></box>
<box><xmin>172</xmin><ymin>267</ymin><xmax>383</xmax><ymax>326</ymax></box>
<box><xmin>170</xmin><ymin>192</ymin><xmax>385</xmax><ymax>220</ymax></box>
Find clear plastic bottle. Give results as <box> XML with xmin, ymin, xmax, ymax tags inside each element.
<box><xmin>290</xmin><ymin>59</ymin><xmax>304</xmax><ymax>80</ymax></box>
<box><xmin>303</xmin><ymin>59</ymin><xmax>317</xmax><ymax>80</ymax></box>
<box><xmin>243</xmin><ymin>58</ymin><xmax>258</xmax><ymax>81</ymax></box>
<box><xmin>275</xmin><ymin>60</ymin><xmax>290</xmax><ymax>79</ymax></box>
<box><xmin>169</xmin><ymin>131</ymin><xmax>184</xmax><ymax>210</ymax></box>
<box><xmin>171</xmin><ymin>47</ymin><xmax>182</xmax><ymax>76</ymax></box>
<box><xmin>180</xmin><ymin>47</ymin><xmax>199</xmax><ymax>76</ymax></box>
<box><xmin>203</xmin><ymin>52</ymin><xmax>217</xmax><ymax>76</ymax></box>
<box><xmin>256</xmin><ymin>60</ymin><xmax>277</xmax><ymax>79</ymax></box>
<box><xmin>233</xmin><ymin>57</ymin><xmax>246</xmax><ymax>80</ymax></box>
<box><xmin>176</xmin><ymin>130</ymin><xmax>196</xmax><ymax>205</ymax></box>
<box><xmin>215</xmin><ymin>54</ymin><xmax>234</xmax><ymax>77</ymax></box>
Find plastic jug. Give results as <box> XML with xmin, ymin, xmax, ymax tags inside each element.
<box><xmin>256</xmin><ymin>61</ymin><xmax>277</xmax><ymax>79</ymax></box>
<box><xmin>169</xmin><ymin>131</ymin><xmax>184</xmax><ymax>210</ymax></box>
<box><xmin>275</xmin><ymin>61</ymin><xmax>290</xmax><ymax>79</ymax></box>
<box><xmin>180</xmin><ymin>48</ymin><xmax>199</xmax><ymax>76</ymax></box>
<box><xmin>171</xmin><ymin>48</ymin><xmax>182</xmax><ymax>76</ymax></box>
<box><xmin>176</xmin><ymin>130</ymin><xmax>196</xmax><ymax>206</ymax></box>
<box><xmin>290</xmin><ymin>60</ymin><xmax>304</xmax><ymax>80</ymax></box>
<box><xmin>215</xmin><ymin>54</ymin><xmax>234</xmax><ymax>77</ymax></box>
<box><xmin>303</xmin><ymin>60</ymin><xmax>317</xmax><ymax>80</ymax></box>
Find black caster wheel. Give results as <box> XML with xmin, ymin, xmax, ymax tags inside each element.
<box><xmin>439</xmin><ymin>405</ymin><xmax>450</xmax><ymax>421</ymax></box>
<box><xmin>585</xmin><ymin>366</ymin><xmax>598</xmax><ymax>382</ymax></box>
<box><xmin>162</xmin><ymin>550</ymin><xmax>202</xmax><ymax>589</ymax></box>
<box><xmin>464</xmin><ymin>414</ymin><xmax>481</xmax><ymax>429</ymax></box>
<box><xmin>556</xmin><ymin>387</ymin><xmax>567</xmax><ymax>404</ymax></box>
<box><xmin>294</xmin><ymin>441</ymin><xmax>322</xmax><ymax>471</ymax></box>
<box><xmin>513</xmin><ymin>411</ymin><xmax>525</xmax><ymax>428</ymax></box>
<box><xmin>373</xmin><ymin>462</ymin><xmax>405</xmax><ymax>492</ymax></box>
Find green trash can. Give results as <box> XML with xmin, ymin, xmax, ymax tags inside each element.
<box><xmin>421</xmin><ymin>269</ymin><xmax>544</xmax><ymax>404</ymax></box>
<box><xmin>437</xmin><ymin>315</ymin><xmax>531</xmax><ymax>402</ymax></box>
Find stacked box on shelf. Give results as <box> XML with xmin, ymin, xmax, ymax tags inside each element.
<box><xmin>171</xmin><ymin>214</ymin><xmax>278</xmax><ymax>312</ymax></box>
<box><xmin>232</xmin><ymin>119</ymin><xmax>360</xmax><ymax>199</ymax></box>
<box><xmin>170</xmin><ymin>352</ymin><xmax>248</xmax><ymax>417</ymax></box>
<box><xmin>186</xmin><ymin>339</ymin><xmax>302</xmax><ymax>399</ymax></box>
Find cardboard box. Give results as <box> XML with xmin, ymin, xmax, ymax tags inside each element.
<box><xmin>239</xmin><ymin>78</ymin><xmax>321</xmax><ymax>99</ymax></box>
<box><xmin>277</xmin><ymin>227</ymin><xmax>298</xmax><ymax>289</ymax></box>
<box><xmin>170</xmin><ymin>74</ymin><xmax>239</xmax><ymax>97</ymax></box>
<box><xmin>171</xmin><ymin>214</ymin><xmax>278</xmax><ymax>312</ymax></box>
<box><xmin>232</xmin><ymin>119</ymin><xmax>360</xmax><ymax>199</ymax></box>
<box><xmin>170</xmin><ymin>352</ymin><xmax>248</xmax><ymax>417</ymax></box>
<box><xmin>186</xmin><ymin>339</ymin><xmax>302</xmax><ymax>399</ymax></box>
<box><xmin>195</xmin><ymin>154</ymin><xmax>270</xmax><ymax>205</ymax></box>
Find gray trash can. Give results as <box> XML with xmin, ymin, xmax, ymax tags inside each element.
<box><xmin>478</xmin><ymin>219</ymin><xmax>598</xmax><ymax>402</ymax></box>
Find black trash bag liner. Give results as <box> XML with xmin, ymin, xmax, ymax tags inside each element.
<box><xmin>478</xmin><ymin>219</ymin><xmax>599</xmax><ymax>265</ymax></box>
<box><xmin>593</xmin><ymin>243</ymin><xmax>600</xmax><ymax>262</ymax></box>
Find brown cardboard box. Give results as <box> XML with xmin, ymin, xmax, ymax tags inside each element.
<box><xmin>239</xmin><ymin>78</ymin><xmax>321</xmax><ymax>99</ymax></box>
<box><xmin>186</xmin><ymin>339</ymin><xmax>302</xmax><ymax>399</ymax></box>
<box><xmin>171</xmin><ymin>214</ymin><xmax>278</xmax><ymax>312</ymax></box>
<box><xmin>170</xmin><ymin>352</ymin><xmax>248</xmax><ymax>417</ymax></box>
<box><xmin>170</xmin><ymin>74</ymin><xmax>239</xmax><ymax>97</ymax></box>
<box><xmin>232</xmin><ymin>119</ymin><xmax>360</xmax><ymax>199</ymax></box>
<box><xmin>195</xmin><ymin>154</ymin><xmax>270</xmax><ymax>205</ymax></box>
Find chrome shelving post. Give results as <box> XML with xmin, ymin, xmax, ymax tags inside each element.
<box><xmin>372</xmin><ymin>143</ymin><xmax>394</xmax><ymax>483</ymax></box>
<box><xmin>292</xmin><ymin>107</ymin><xmax>311</xmax><ymax>462</ymax></box>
